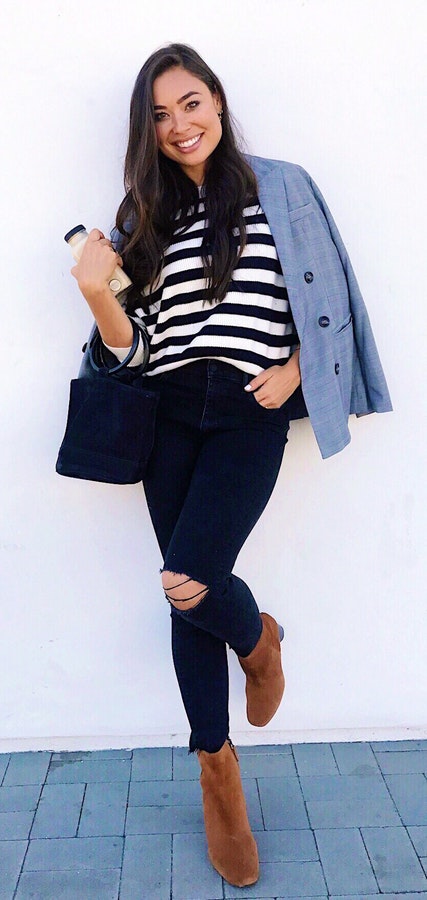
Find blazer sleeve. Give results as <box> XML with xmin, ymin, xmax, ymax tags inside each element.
<box><xmin>295</xmin><ymin>165</ymin><xmax>393</xmax><ymax>415</ymax></box>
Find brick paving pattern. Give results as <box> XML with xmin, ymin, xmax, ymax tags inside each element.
<box><xmin>0</xmin><ymin>740</ymin><xmax>426</xmax><ymax>898</ymax></box>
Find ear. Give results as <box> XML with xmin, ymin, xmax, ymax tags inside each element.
<box><xmin>213</xmin><ymin>91</ymin><xmax>222</xmax><ymax>114</ymax></box>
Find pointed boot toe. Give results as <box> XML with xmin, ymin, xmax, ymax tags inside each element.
<box><xmin>238</xmin><ymin>611</ymin><xmax>285</xmax><ymax>726</ymax></box>
<box><xmin>198</xmin><ymin>741</ymin><xmax>259</xmax><ymax>887</ymax></box>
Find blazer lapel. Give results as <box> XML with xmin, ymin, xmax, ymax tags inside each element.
<box><xmin>249</xmin><ymin>158</ymin><xmax>297</xmax><ymax>293</ymax></box>
<box><xmin>248</xmin><ymin>156</ymin><xmax>303</xmax><ymax>332</ymax></box>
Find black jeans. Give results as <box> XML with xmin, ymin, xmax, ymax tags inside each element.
<box><xmin>143</xmin><ymin>360</ymin><xmax>290</xmax><ymax>752</ymax></box>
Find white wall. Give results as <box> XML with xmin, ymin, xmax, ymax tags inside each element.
<box><xmin>1</xmin><ymin>0</ymin><xmax>426</xmax><ymax>751</ymax></box>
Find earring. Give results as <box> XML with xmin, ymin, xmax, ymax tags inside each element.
<box><xmin>218</xmin><ymin>110</ymin><xmax>223</xmax><ymax>121</ymax></box>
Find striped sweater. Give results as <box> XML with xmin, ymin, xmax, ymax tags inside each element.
<box><xmin>106</xmin><ymin>194</ymin><xmax>298</xmax><ymax>376</ymax></box>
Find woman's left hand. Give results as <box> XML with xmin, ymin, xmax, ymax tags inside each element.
<box><xmin>244</xmin><ymin>349</ymin><xmax>301</xmax><ymax>408</ymax></box>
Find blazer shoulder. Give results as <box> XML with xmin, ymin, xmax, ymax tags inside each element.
<box><xmin>244</xmin><ymin>153</ymin><xmax>312</xmax><ymax>185</ymax></box>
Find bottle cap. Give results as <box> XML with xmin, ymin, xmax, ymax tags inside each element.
<box><xmin>64</xmin><ymin>225</ymin><xmax>86</xmax><ymax>243</ymax></box>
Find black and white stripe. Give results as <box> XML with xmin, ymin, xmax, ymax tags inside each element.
<box><xmin>108</xmin><ymin>196</ymin><xmax>298</xmax><ymax>377</ymax></box>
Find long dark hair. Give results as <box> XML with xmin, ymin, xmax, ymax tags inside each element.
<box><xmin>115</xmin><ymin>43</ymin><xmax>258</xmax><ymax>313</ymax></box>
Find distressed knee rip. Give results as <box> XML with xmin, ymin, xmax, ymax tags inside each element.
<box><xmin>161</xmin><ymin>570</ymin><xmax>209</xmax><ymax>610</ymax></box>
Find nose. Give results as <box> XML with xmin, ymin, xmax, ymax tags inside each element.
<box><xmin>170</xmin><ymin>108</ymin><xmax>191</xmax><ymax>135</ymax></box>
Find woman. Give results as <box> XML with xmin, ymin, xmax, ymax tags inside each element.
<box><xmin>71</xmin><ymin>43</ymin><xmax>392</xmax><ymax>887</ymax></box>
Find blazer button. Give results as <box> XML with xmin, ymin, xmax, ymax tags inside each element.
<box><xmin>318</xmin><ymin>316</ymin><xmax>330</xmax><ymax>327</ymax></box>
<box><xmin>335</xmin><ymin>362</ymin><xmax>340</xmax><ymax>374</ymax></box>
<box><xmin>304</xmin><ymin>271</ymin><xmax>314</xmax><ymax>283</ymax></box>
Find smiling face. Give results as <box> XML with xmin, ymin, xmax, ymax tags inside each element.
<box><xmin>152</xmin><ymin>67</ymin><xmax>223</xmax><ymax>185</ymax></box>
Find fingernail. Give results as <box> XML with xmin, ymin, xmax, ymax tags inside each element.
<box><xmin>244</xmin><ymin>384</ymin><xmax>253</xmax><ymax>391</ymax></box>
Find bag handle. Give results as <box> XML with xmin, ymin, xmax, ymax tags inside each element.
<box><xmin>87</xmin><ymin>317</ymin><xmax>149</xmax><ymax>376</ymax></box>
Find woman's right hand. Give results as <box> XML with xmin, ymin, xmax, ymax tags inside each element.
<box><xmin>70</xmin><ymin>228</ymin><xmax>133</xmax><ymax>347</ymax></box>
<box><xmin>71</xmin><ymin>228</ymin><xmax>123</xmax><ymax>299</ymax></box>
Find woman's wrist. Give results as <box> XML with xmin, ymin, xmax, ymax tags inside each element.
<box><xmin>285</xmin><ymin>347</ymin><xmax>301</xmax><ymax>384</ymax></box>
<box><xmin>79</xmin><ymin>283</ymin><xmax>133</xmax><ymax>348</ymax></box>
<box><xmin>78</xmin><ymin>281</ymin><xmax>114</xmax><ymax>305</ymax></box>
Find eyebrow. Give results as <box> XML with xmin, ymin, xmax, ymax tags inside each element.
<box><xmin>153</xmin><ymin>91</ymin><xmax>202</xmax><ymax>110</ymax></box>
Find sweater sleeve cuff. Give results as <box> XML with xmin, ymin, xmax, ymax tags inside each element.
<box><xmin>103</xmin><ymin>334</ymin><xmax>146</xmax><ymax>367</ymax></box>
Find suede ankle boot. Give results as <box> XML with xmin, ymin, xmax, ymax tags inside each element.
<box><xmin>238</xmin><ymin>611</ymin><xmax>285</xmax><ymax>726</ymax></box>
<box><xmin>198</xmin><ymin>740</ymin><xmax>259</xmax><ymax>887</ymax></box>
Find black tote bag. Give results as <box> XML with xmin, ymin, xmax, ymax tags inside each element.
<box><xmin>56</xmin><ymin>318</ymin><xmax>159</xmax><ymax>484</ymax></box>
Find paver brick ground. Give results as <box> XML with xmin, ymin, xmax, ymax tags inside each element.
<box><xmin>0</xmin><ymin>740</ymin><xmax>426</xmax><ymax>898</ymax></box>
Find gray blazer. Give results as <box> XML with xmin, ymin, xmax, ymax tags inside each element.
<box><xmin>246</xmin><ymin>154</ymin><xmax>392</xmax><ymax>458</ymax></box>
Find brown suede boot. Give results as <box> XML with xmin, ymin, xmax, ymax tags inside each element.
<box><xmin>238</xmin><ymin>611</ymin><xmax>285</xmax><ymax>726</ymax></box>
<box><xmin>198</xmin><ymin>740</ymin><xmax>259</xmax><ymax>887</ymax></box>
